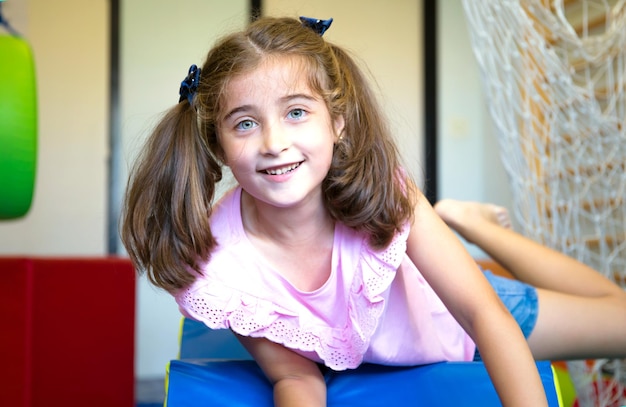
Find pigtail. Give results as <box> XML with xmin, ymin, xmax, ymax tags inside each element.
<box><xmin>323</xmin><ymin>45</ymin><xmax>417</xmax><ymax>249</ymax></box>
<box><xmin>121</xmin><ymin>102</ymin><xmax>222</xmax><ymax>293</ymax></box>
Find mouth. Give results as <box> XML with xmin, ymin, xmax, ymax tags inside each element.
<box><xmin>260</xmin><ymin>162</ymin><xmax>302</xmax><ymax>175</ymax></box>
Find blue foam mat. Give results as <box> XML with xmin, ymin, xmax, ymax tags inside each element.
<box><xmin>166</xmin><ymin>358</ymin><xmax>560</xmax><ymax>406</ymax></box>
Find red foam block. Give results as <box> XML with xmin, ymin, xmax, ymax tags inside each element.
<box><xmin>0</xmin><ymin>257</ymin><xmax>135</xmax><ymax>407</ymax></box>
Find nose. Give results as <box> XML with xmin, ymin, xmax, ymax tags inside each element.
<box><xmin>261</xmin><ymin>122</ymin><xmax>291</xmax><ymax>156</ymax></box>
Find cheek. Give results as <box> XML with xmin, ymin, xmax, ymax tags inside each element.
<box><xmin>220</xmin><ymin>138</ymin><xmax>252</xmax><ymax>168</ymax></box>
<box><xmin>317</xmin><ymin>136</ymin><xmax>336</xmax><ymax>167</ymax></box>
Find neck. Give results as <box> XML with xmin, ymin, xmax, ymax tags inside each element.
<box><xmin>240</xmin><ymin>189</ymin><xmax>334</xmax><ymax>247</ymax></box>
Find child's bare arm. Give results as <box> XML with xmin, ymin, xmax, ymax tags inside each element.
<box><xmin>406</xmin><ymin>191</ymin><xmax>548</xmax><ymax>407</ymax></box>
<box><xmin>235</xmin><ymin>334</ymin><xmax>326</xmax><ymax>407</ymax></box>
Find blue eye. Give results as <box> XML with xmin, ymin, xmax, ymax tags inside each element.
<box><xmin>287</xmin><ymin>109</ymin><xmax>305</xmax><ymax>119</ymax></box>
<box><xmin>236</xmin><ymin>120</ymin><xmax>257</xmax><ymax>130</ymax></box>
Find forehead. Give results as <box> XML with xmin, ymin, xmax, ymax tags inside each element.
<box><xmin>221</xmin><ymin>56</ymin><xmax>318</xmax><ymax>108</ymax></box>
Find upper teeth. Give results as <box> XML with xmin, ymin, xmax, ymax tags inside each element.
<box><xmin>266</xmin><ymin>163</ymin><xmax>299</xmax><ymax>175</ymax></box>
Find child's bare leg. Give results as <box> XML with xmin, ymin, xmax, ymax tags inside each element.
<box><xmin>528</xmin><ymin>288</ymin><xmax>626</xmax><ymax>360</ymax></box>
<box><xmin>434</xmin><ymin>199</ymin><xmax>622</xmax><ymax>297</ymax></box>
<box><xmin>435</xmin><ymin>199</ymin><xmax>626</xmax><ymax>360</ymax></box>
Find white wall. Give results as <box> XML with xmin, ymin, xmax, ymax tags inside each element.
<box><xmin>438</xmin><ymin>1</ymin><xmax>513</xmax><ymax>257</ymax></box>
<box><xmin>0</xmin><ymin>0</ymin><xmax>109</xmax><ymax>255</ymax></box>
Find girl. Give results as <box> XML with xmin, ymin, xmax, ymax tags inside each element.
<box><xmin>121</xmin><ymin>16</ymin><xmax>626</xmax><ymax>407</ymax></box>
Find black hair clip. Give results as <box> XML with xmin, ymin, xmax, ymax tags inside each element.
<box><xmin>299</xmin><ymin>16</ymin><xmax>333</xmax><ymax>36</ymax></box>
<box><xmin>179</xmin><ymin>64</ymin><xmax>201</xmax><ymax>104</ymax></box>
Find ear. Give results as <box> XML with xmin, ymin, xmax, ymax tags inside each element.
<box><xmin>333</xmin><ymin>115</ymin><xmax>345</xmax><ymax>142</ymax></box>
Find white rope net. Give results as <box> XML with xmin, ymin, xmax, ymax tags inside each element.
<box><xmin>461</xmin><ymin>0</ymin><xmax>626</xmax><ymax>405</ymax></box>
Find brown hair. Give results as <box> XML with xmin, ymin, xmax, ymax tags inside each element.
<box><xmin>121</xmin><ymin>16</ymin><xmax>417</xmax><ymax>293</ymax></box>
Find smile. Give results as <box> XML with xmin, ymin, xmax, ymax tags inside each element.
<box><xmin>262</xmin><ymin>162</ymin><xmax>302</xmax><ymax>175</ymax></box>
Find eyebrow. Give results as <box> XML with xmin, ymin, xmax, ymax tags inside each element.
<box><xmin>280</xmin><ymin>93</ymin><xmax>318</xmax><ymax>104</ymax></box>
<box><xmin>222</xmin><ymin>93</ymin><xmax>319</xmax><ymax>122</ymax></box>
<box><xmin>223</xmin><ymin>105</ymin><xmax>253</xmax><ymax>122</ymax></box>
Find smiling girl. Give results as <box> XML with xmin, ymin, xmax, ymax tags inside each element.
<box><xmin>121</xmin><ymin>16</ymin><xmax>626</xmax><ymax>407</ymax></box>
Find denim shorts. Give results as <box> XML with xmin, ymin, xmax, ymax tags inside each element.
<box><xmin>473</xmin><ymin>270</ymin><xmax>539</xmax><ymax>361</ymax></box>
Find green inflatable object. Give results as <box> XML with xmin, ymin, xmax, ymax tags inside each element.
<box><xmin>0</xmin><ymin>34</ymin><xmax>37</xmax><ymax>219</ymax></box>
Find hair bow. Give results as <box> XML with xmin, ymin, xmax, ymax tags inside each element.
<box><xmin>299</xmin><ymin>16</ymin><xmax>333</xmax><ymax>36</ymax></box>
<box><xmin>179</xmin><ymin>64</ymin><xmax>201</xmax><ymax>104</ymax></box>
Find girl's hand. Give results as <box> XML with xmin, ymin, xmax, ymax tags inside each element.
<box><xmin>235</xmin><ymin>334</ymin><xmax>327</xmax><ymax>407</ymax></box>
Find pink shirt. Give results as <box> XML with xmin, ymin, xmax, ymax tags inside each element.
<box><xmin>176</xmin><ymin>187</ymin><xmax>476</xmax><ymax>370</ymax></box>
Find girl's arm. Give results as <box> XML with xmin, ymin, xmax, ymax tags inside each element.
<box><xmin>406</xmin><ymin>191</ymin><xmax>548</xmax><ymax>407</ymax></box>
<box><xmin>235</xmin><ymin>334</ymin><xmax>326</xmax><ymax>407</ymax></box>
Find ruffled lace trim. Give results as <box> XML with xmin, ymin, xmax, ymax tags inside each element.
<box><xmin>177</xmin><ymin>224</ymin><xmax>410</xmax><ymax>371</ymax></box>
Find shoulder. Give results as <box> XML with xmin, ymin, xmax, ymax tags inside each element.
<box><xmin>335</xmin><ymin>220</ymin><xmax>409</xmax><ymax>268</ymax></box>
<box><xmin>209</xmin><ymin>186</ymin><xmax>243</xmax><ymax>241</ymax></box>
<box><xmin>187</xmin><ymin>185</ymin><xmax>248</xmax><ymax>282</ymax></box>
<box><xmin>338</xmin><ymin>221</ymin><xmax>410</xmax><ymax>300</ymax></box>
<box><xmin>359</xmin><ymin>221</ymin><xmax>410</xmax><ymax>265</ymax></box>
